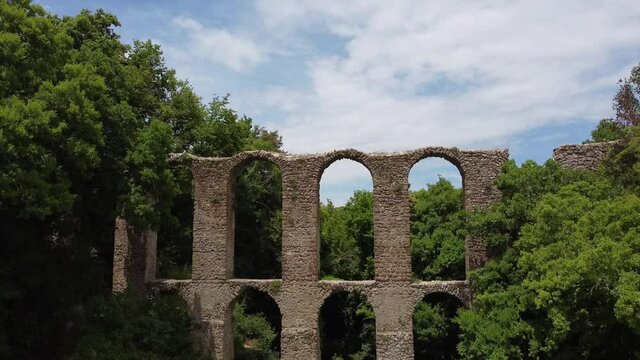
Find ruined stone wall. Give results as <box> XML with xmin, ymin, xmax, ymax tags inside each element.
<box><xmin>552</xmin><ymin>141</ymin><xmax>617</xmax><ymax>170</ymax></box>
<box><xmin>113</xmin><ymin>146</ymin><xmax>511</xmax><ymax>360</ymax></box>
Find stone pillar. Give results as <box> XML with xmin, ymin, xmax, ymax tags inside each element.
<box><xmin>281</xmin><ymin>326</ymin><xmax>319</xmax><ymax>359</ymax></box>
<box><xmin>281</xmin><ymin>158</ymin><xmax>320</xmax><ymax>282</ymax></box>
<box><xmin>373</xmin><ymin>286</ymin><xmax>416</xmax><ymax>360</ymax></box>
<box><xmin>112</xmin><ymin>218</ymin><xmax>131</xmax><ymax>293</ymax></box>
<box><xmin>279</xmin><ymin>285</ymin><xmax>322</xmax><ymax>360</ymax></box>
<box><xmin>460</xmin><ymin>150</ymin><xmax>508</xmax><ymax>272</ymax></box>
<box><xmin>191</xmin><ymin>160</ymin><xmax>233</xmax><ymax>281</ymax></box>
<box><xmin>192</xmin><ymin>159</ymin><xmax>235</xmax><ymax>358</ymax></box>
<box><xmin>192</xmin><ymin>283</ymin><xmax>236</xmax><ymax>360</ymax></box>
<box><xmin>112</xmin><ymin>217</ymin><xmax>156</xmax><ymax>293</ymax></box>
<box><xmin>370</xmin><ymin>156</ymin><xmax>412</xmax><ymax>283</ymax></box>
<box><xmin>368</xmin><ymin>155</ymin><xmax>413</xmax><ymax>359</ymax></box>
<box><xmin>206</xmin><ymin>316</ymin><xmax>232</xmax><ymax>360</ymax></box>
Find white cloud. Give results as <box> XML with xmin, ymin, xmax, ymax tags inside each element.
<box><xmin>171</xmin><ymin>16</ymin><xmax>264</xmax><ymax>71</ymax></box>
<box><xmin>252</xmin><ymin>0</ymin><xmax>640</xmax><ymax>154</ymax></box>
<box><xmin>143</xmin><ymin>1</ymin><xmax>640</xmax><ymax>200</ymax></box>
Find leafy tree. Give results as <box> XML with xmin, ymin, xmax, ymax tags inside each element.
<box><xmin>234</xmin><ymin>302</ymin><xmax>279</xmax><ymax>360</ymax></box>
<box><xmin>613</xmin><ymin>64</ymin><xmax>640</xmax><ymax>127</ymax></box>
<box><xmin>585</xmin><ymin>62</ymin><xmax>640</xmax><ymax>149</ymax></box>
<box><xmin>413</xmin><ymin>294</ymin><xmax>463</xmax><ymax>360</ymax></box>
<box><xmin>588</xmin><ymin>118</ymin><xmax>627</xmax><ymax>143</ymax></box>
<box><xmin>0</xmin><ymin>1</ymin><xmax>281</xmax><ymax>358</ymax></box>
<box><xmin>0</xmin><ymin>2</ymin><xmax>187</xmax><ymax>357</ymax></box>
<box><xmin>453</xmin><ymin>63</ymin><xmax>640</xmax><ymax>359</ymax></box>
<box><xmin>155</xmin><ymin>162</ymin><xmax>194</xmax><ymax>279</ymax></box>
<box><xmin>68</xmin><ymin>290</ymin><xmax>209</xmax><ymax>360</ymax></box>
<box><xmin>233</xmin><ymin>288</ymin><xmax>281</xmax><ymax>360</ymax></box>
<box><xmin>319</xmin><ymin>292</ymin><xmax>376</xmax><ymax>360</ymax></box>
<box><xmin>588</xmin><ymin>62</ymin><xmax>640</xmax><ymax>144</ymax></box>
<box><xmin>234</xmin><ymin>159</ymin><xmax>283</xmax><ymax>279</ymax></box>
<box><xmin>602</xmin><ymin>130</ymin><xmax>640</xmax><ymax>194</ymax></box>
<box><xmin>411</xmin><ymin>178</ymin><xmax>466</xmax><ymax>280</ymax></box>
<box><xmin>320</xmin><ymin>191</ymin><xmax>375</xmax><ymax>280</ymax></box>
<box><xmin>457</xmin><ymin>160</ymin><xmax>640</xmax><ymax>359</ymax></box>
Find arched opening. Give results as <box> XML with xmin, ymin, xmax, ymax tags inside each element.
<box><xmin>233</xmin><ymin>159</ymin><xmax>283</xmax><ymax>279</ymax></box>
<box><xmin>413</xmin><ymin>292</ymin><xmax>463</xmax><ymax>359</ymax></box>
<box><xmin>157</xmin><ymin>162</ymin><xmax>193</xmax><ymax>279</ymax></box>
<box><xmin>232</xmin><ymin>287</ymin><xmax>282</xmax><ymax>359</ymax></box>
<box><xmin>319</xmin><ymin>159</ymin><xmax>374</xmax><ymax>280</ymax></box>
<box><xmin>408</xmin><ymin>157</ymin><xmax>465</xmax><ymax>281</ymax></box>
<box><xmin>319</xmin><ymin>291</ymin><xmax>376</xmax><ymax>360</ymax></box>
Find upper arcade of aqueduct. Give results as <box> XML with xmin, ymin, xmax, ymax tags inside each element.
<box><xmin>112</xmin><ymin>141</ymin><xmax>614</xmax><ymax>360</ymax></box>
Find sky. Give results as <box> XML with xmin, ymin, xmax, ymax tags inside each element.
<box><xmin>41</xmin><ymin>0</ymin><xmax>640</xmax><ymax>204</ymax></box>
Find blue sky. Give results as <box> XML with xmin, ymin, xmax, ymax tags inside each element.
<box><xmin>41</xmin><ymin>0</ymin><xmax>640</xmax><ymax>204</ymax></box>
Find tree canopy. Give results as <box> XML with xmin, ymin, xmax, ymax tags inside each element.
<box><xmin>0</xmin><ymin>1</ymin><xmax>280</xmax><ymax>358</ymax></box>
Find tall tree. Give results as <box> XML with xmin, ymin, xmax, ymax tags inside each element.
<box><xmin>320</xmin><ymin>190</ymin><xmax>375</xmax><ymax>280</ymax></box>
<box><xmin>0</xmin><ymin>1</ymin><xmax>282</xmax><ymax>358</ymax></box>
<box><xmin>410</xmin><ymin>178</ymin><xmax>466</xmax><ymax>280</ymax></box>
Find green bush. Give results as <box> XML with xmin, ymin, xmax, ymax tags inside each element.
<box><xmin>69</xmin><ymin>290</ymin><xmax>210</xmax><ymax>360</ymax></box>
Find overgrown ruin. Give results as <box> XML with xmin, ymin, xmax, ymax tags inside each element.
<box><xmin>112</xmin><ymin>142</ymin><xmax>613</xmax><ymax>359</ymax></box>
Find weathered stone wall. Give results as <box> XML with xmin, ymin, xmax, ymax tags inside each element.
<box><xmin>112</xmin><ymin>217</ymin><xmax>156</xmax><ymax>294</ymax></box>
<box><xmin>113</xmin><ymin>146</ymin><xmax>510</xmax><ymax>359</ymax></box>
<box><xmin>552</xmin><ymin>141</ymin><xmax>617</xmax><ymax>170</ymax></box>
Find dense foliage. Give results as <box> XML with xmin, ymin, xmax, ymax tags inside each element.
<box><xmin>233</xmin><ymin>288</ymin><xmax>282</xmax><ymax>360</ymax></box>
<box><xmin>68</xmin><ymin>290</ymin><xmax>209</xmax><ymax>360</ymax></box>
<box><xmin>413</xmin><ymin>293</ymin><xmax>464</xmax><ymax>360</ymax></box>
<box><xmin>320</xmin><ymin>191</ymin><xmax>375</xmax><ymax>280</ymax></box>
<box><xmin>455</xmin><ymin>161</ymin><xmax>636</xmax><ymax>359</ymax></box>
<box><xmin>0</xmin><ymin>1</ymin><xmax>280</xmax><ymax>359</ymax></box>
<box><xmin>233</xmin><ymin>160</ymin><xmax>283</xmax><ymax>279</ymax></box>
<box><xmin>455</xmin><ymin>64</ymin><xmax>640</xmax><ymax>359</ymax></box>
<box><xmin>411</xmin><ymin>178</ymin><xmax>466</xmax><ymax>281</ymax></box>
<box><xmin>319</xmin><ymin>292</ymin><xmax>376</xmax><ymax>360</ymax></box>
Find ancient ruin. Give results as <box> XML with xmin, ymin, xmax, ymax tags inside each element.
<box><xmin>112</xmin><ymin>142</ymin><xmax>613</xmax><ymax>359</ymax></box>
<box><xmin>552</xmin><ymin>141</ymin><xmax>617</xmax><ymax>170</ymax></box>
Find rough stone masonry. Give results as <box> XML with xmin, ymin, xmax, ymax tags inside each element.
<box><xmin>111</xmin><ymin>142</ymin><xmax>613</xmax><ymax>360</ymax></box>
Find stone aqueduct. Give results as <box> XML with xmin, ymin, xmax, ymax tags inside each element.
<box><xmin>112</xmin><ymin>142</ymin><xmax>613</xmax><ymax>359</ymax></box>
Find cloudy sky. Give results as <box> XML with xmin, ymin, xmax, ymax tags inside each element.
<box><xmin>42</xmin><ymin>0</ymin><xmax>640</xmax><ymax>204</ymax></box>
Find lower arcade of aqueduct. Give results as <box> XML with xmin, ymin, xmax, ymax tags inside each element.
<box><xmin>112</xmin><ymin>141</ymin><xmax>612</xmax><ymax>359</ymax></box>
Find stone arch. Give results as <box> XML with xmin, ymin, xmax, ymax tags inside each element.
<box><xmin>318</xmin><ymin>281</ymin><xmax>375</xmax><ymax>305</ymax></box>
<box><xmin>318</xmin><ymin>151</ymin><xmax>376</xmax><ymax>280</ymax></box>
<box><xmin>407</xmin><ymin>148</ymin><xmax>466</xmax><ymax>191</ymax></box>
<box><xmin>316</xmin><ymin>149</ymin><xmax>376</xmax><ymax>184</ymax></box>
<box><xmin>228</xmin><ymin>151</ymin><xmax>288</xmax><ymax>183</ymax></box>
<box><xmin>408</xmin><ymin>153</ymin><xmax>466</xmax><ymax>281</ymax></box>
<box><xmin>412</xmin><ymin>291</ymin><xmax>465</xmax><ymax>359</ymax></box>
<box><xmin>318</xmin><ymin>289</ymin><xmax>377</xmax><ymax>359</ymax></box>
<box><xmin>409</xmin><ymin>286</ymin><xmax>468</xmax><ymax>310</ymax></box>
<box><xmin>225</xmin><ymin>285</ymin><xmax>283</xmax><ymax>359</ymax></box>
<box><xmin>229</xmin><ymin>152</ymin><xmax>284</xmax><ymax>279</ymax></box>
